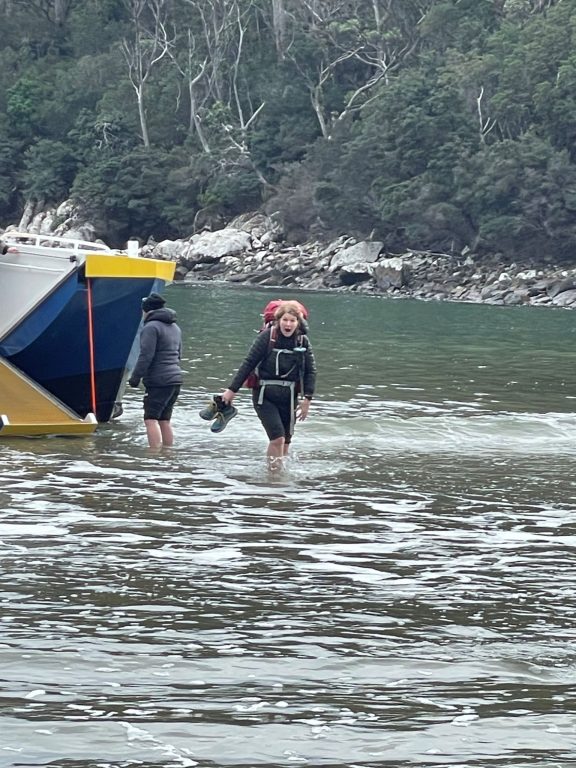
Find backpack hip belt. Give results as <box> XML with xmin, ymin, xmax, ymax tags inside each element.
<box><xmin>257</xmin><ymin>379</ymin><xmax>295</xmax><ymax>405</ymax></box>
<box><xmin>257</xmin><ymin>379</ymin><xmax>298</xmax><ymax>435</ymax></box>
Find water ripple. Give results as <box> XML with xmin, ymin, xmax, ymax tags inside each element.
<box><xmin>2</xmin><ymin>288</ymin><xmax>576</xmax><ymax>766</ymax></box>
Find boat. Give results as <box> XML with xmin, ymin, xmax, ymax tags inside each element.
<box><xmin>0</xmin><ymin>231</ymin><xmax>175</xmax><ymax>436</ymax></box>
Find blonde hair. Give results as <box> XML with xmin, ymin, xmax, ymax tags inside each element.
<box><xmin>274</xmin><ymin>300</ymin><xmax>304</xmax><ymax>322</ymax></box>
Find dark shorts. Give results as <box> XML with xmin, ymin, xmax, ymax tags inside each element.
<box><xmin>252</xmin><ymin>385</ymin><xmax>297</xmax><ymax>443</ymax></box>
<box><xmin>143</xmin><ymin>385</ymin><xmax>181</xmax><ymax>421</ymax></box>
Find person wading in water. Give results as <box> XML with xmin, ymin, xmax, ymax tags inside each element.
<box><xmin>221</xmin><ymin>300</ymin><xmax>316</xmax><ymax>470</ymax></box>
<box><xmin>129</xmin><ymin>293</ymin><xmax>183</xmax><ymax>449</ymax></box>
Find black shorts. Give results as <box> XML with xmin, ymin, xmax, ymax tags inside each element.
<box><xmin>252</xmin><ymin>385</ymin><xmax>297</xmax><ymax>443</ymax></box>
<box><xmin>143</xmin><ymin>385</ymin><xmax>181</xmax><ymax>421</ymax></box>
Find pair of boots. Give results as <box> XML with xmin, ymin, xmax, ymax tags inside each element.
<box><xmin>199</xmin><ymin>395</ymin><xmax>238</xmax><ymax>433</ymax></box>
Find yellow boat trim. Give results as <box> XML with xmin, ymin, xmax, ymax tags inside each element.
<box><xmin>85</xmin><ymin>253</ymin><xmax>176</xmax><ymax>280</ymax></box>
<box><xmin>0</xmin><ymin>414</ymin><xmax>97</xmax><ymax>437</ymax></box>
<box><xmin>0</xmin><ymin>358</ymin><xmax>98</xmax><ymax>437</ymax></box>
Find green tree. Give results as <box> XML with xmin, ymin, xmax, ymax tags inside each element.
<box><xmin>310</xmin><ymin>65</ymin><xmax>480</xmax><ymax>251</ymax></box>
<box><xmin>0</xmin><ymin>131</ymin><xmax>25</xmax><ymax>218</ymax></box>
<box><xmin>72</xmin><ymin>145</ymin><xmax>196</xmax><ymax>245</ymax></box>
<box><xmin>455</xmin><ymin>133</ymin><xmax>576</xmax><ymax>261</ymax></box>
<box><xmin>22</xmin><ymin>138</ymin><xmax>77</xmax><ymax>205</ymax></box>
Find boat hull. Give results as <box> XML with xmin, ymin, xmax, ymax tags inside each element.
<box><xmin>0</xmin><ymin>246</ymin><xmax>175</xmax><ymax>424</ymax></box>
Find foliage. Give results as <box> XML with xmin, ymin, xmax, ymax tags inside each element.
<box><xmin>0</xmin><ymin>128</ymin><xmax>24</xmax><ymax>217</ymax></box>
<box><xmin>265</xmin><ymin>163</ymin><xmax>322</xmax><ymax>244</ymax></box>
<box><xmin>310</xmin><ymin>64</ymin><xmax>480</xmax><ymax>251</ymax></box>
<box><xmin>454</xmin><ymin>134</ymin><xmax>576</xmax><ymax>260</ymax></box>
<box><xmin>71</xmin><ymin>146</ymin><xmax>183</xmax><ymax>245</ymax></box>
<box><xmin>0</xmin><ymin>0</ymin><xmax>576</xmax><ymax>263</ymax></box>
<box><xmin>22</xmin><ymin>138</ymin><xmax>77</xmax><ymax>204</ymax></box>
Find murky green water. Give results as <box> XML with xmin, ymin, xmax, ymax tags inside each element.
<box><xmin>1</xmin><ymin>284</ymin><xmax>576</xmax><ymax>767</ymax></box>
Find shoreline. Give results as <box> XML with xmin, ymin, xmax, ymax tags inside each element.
<box><xmin>175</xmin><ymin>277</ymin><xmax>572</xmax><ymax>310</ymax></box>
<box><xmin>142</xmin><ymin>216</ymin><xmax>576</xmax><ymax>310</ymax></box>
<box><xmin>7</xmin><ymin>207</ymin><xmax>576</xmax><ymax>309</ymax></box>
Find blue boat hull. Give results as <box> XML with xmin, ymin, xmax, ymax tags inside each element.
<box><xmin>1</xmin><ymin>267</ymin><xmax>166</xmax><ymax>422</ymax></box>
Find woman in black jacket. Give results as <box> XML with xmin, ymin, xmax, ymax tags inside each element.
<box><xmin>221</xmin><ymin>301</ymin><xmax>316</xmax><ymax>470</ymax></box>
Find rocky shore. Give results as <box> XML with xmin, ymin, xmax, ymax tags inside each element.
<box><xmin>6</xmin><ymin>205</ymin><xmax>576</xmax><ymax>308</ymax></box>
<box><xmin>141</xmin><ymin>212</ymin><xmax>576</xmax><ymax>309</ymax></box>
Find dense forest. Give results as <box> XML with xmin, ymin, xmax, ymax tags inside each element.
<box><xmin>0</xmin><ymin>0</ymin><xmax>573</xmax><ymax>262</ymax></box>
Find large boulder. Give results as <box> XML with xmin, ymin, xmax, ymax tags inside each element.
<box><xmin>552</xmin><ymin>288</ymin><xmax>576</xmax><ymax>307</ymax></box>
<box><xmin>373</xmin><ymin>257</ymin><xmax>407</xmax><ymax>290</ymax></box>
<box><xmin>547</xmin><ymin>277</ymin><xmax>576</xmax><ymax>299</ymax></box>
<box><xmin>181</xmin><ymin>228</ymin><xmax>252</xmax><ymax>266</ymax></box>
<box><xmin>229</xmin><ymin>212</ymin><xmax>283</xmax><ymax>242</ymax></box>
<box><xmin>148</xmin><ymin>239</ymin><xmax>187</xmax><ymax>261</ymax></box>
<box><xmin>329</xmin><ymin>241</ymin><xmax>383</xmax><ymax>272</ymax></box>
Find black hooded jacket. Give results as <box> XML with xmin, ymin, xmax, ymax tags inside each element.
<box><xmin>228</xmin><ymin>326</ymin><xmax>316</xmax><ymax>398</ymax></box>
<box><xmin>130</xmin><ymin>307</ymin><xmax>183</xmax><ymax>387</ymax></box>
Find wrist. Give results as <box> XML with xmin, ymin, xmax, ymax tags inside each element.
<box><xmin>304</xmin><ymin>395</ymin><xmax>312</xmax><ymax>401</ymax></box>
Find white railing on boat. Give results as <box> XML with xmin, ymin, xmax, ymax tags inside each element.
<box><xmin>2</xmin><ymin>231</ymin><xmax>112</xmax><ymax>253</ymax></box>
<box><xmin>0</xmin><ymin>232</ymin><xmax>110</xmax><ymax>339</ymax></box>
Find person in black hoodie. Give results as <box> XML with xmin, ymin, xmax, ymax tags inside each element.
<box><xmin>221</xmin><ymin>300</ymin><xmax>316</xmax><ymax>470</ymax></box>
<box><xmin>129</xmin><ymin>292</ymin><xmax>183</xmax><ymax>449</ymax></box>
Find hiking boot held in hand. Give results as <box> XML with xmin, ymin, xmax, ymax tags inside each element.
<box><xmin>210</xmin><ymin>402</ymin><xmax>238</xmax><ymax>433</ymax></box>
<box><xmin>199</xmin><ymin>395</ymin><xmax>221</xmax><ymax>421</ymax></box>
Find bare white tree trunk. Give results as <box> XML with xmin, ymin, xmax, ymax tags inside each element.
<box><xmin>271</xmin><ymin>0</ymin><xmax>287</xmax><ymax>60</ymax></box>
<box><xmin>167</xmin><ymin>24</ymin><xmax>212</xmax><ymax>151</ymax></box>
<box><xmin>289</xmin><ymin>0</ymin><xmax>428</xmax><ymax>138</ymax></box>
<box><xmin>178</xmin><ymin>0</ymin><xmax>269</xmax><ymax>176</ymax></box>
<box><xmin>121</xmin><ymin>0</ymin><xmax>172</xmax><ymax>148</ymax></box>
<box><xmin>53</xmin><ymin>0</ymin><xmax>72</xmax><ymax>25</ymax></box>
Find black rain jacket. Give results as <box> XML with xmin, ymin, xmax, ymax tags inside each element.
<box><xmin>130</xmin><ymin>308</ymin><xmax>183</xmax><ymax>388</ymax></box>
<box><xmin>228</xmin><ymin>327</ymin><xmax>316</xmax><ymax>398</ymax></box>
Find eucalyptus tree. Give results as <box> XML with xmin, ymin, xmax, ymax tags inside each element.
<box><xmin>276</xmin><ymin>0</ymin><xmax>435</xmax><ymax>139</ymax></box>
<box><xmin>167</xmin><ymin>23</ymin><xmax>211</xmax><ymax>150</ymax></box>
<box><xmin>0</xmin><ymin>0</ymin><xmax>77</xmax><ymax>27</ymax></box>
<box><xmin>121</xmin><ymin>0</ymin><xmax>173</xmax><ymax>148</ymax></box>
<box><xmin>205</xmin><ymin>0</ymin><xmax>265</xmax><ymax>139</ymax></box>
<box><xmin>306</xmin><ymin>61</ymin><xmax>480</xmax><ymax>250</ymax></box>
<box><xmin>162</xmin><ymin>0</ymin><xmax>275</xmax><ymax>219</ymax></box>
<box><xmin>173</xmin><ymin>0</ymin><xmax>267</xmax><ymax>150</ymax></box>
<box><xmin>270</xmin><ymin>0</ymin><xmax>288</xmax><ymax>60</ymax></box>
<box><xmin>469</xmin><ymin>0</ymin><xmax>575</xmax><ymax>145</ymax></box>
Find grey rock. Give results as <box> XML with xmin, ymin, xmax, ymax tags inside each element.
<box><xmin>373</xmin><ymin>258</ymin><xmax>407</xmax><ymax>290</ymax></box>
<box><xmin>329</xmin><ymin>241</ymin><xmax>383</xmax><ymax>272</ymax></box>
<box><xmin>552</xmin><ymin>288</ymin><xmax>576</xmax><ymax>307</ymax></box>
<box><xmin>11</xmin><ymin>201</ymin><xmax>576</xmax><ymax>310</ymax></box>
<box><xmin>184</xmin><ymin>229</ymin><xmax>253</xmax><ymax>264</ymax></box>
<box><xmin>547</xmin><ymin>278</ymin><xmax>576</xmax><ymax>299</ymax></box>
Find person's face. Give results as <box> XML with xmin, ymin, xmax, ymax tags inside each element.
<box><xmin>279</xmin><ymin>312</ymin><xmax>299</xmax><ymax>336</ymax></box>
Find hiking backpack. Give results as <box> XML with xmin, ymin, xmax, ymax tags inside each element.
<box><xmin>243</xmin><ymin>299</ymin><xmax>309</xmax><ymax>389</ymax></box>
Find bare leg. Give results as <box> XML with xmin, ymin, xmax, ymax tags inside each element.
<box><xmin>145</xmin><ymin>419</ymin><xmax>163</xmax><ymax>449</ymax></box>
<box><xmin>159</xmin><ymin>420</ymin><xmax>174</xmax><ymax>447</ymax></box>
<box><xmin>267</xmin><ymin>436</ymin><xmax>285</xmax><ymax>471</ymax></box>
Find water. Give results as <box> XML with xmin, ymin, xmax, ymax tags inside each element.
<box><xmin>1</xmin><ymin>284</ymin><xmax>576</xmax><ymax>767</ymax></box>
